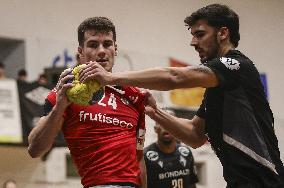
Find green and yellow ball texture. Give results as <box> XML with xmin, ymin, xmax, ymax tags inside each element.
<box><xmin>66</xmin><ymin>64</ymin><xmax>101</xmax><ymax>106</ymax></box>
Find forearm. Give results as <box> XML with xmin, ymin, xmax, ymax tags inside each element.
<box><xmin>28</xmin><ymin>105</ymin><xmax>65</xmax><ymax>158</ymax></box>
<box><xmin>152</xmin><ymin>109</ymin><xmax>206</xmax><ymax>148</ymax></box>
<box><xmin>110</xmin><ymin>66</ymin><xmax>218</xmax><ymax>90</ymax></box>
<box><xmin>111</xmin><ymin>67</ymin><xmax>182</xmax><ymax>90</ymax></box>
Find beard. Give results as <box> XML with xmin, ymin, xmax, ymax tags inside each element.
<box><xmin>200</xmin><ymin>34</ymin><xmax>220</xmax><ymax>63</ymax></box>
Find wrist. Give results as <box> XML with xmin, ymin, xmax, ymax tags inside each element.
<box><xmin>109</xmin><ymin>73</ymin><xmax>119</xmax><ymax>85</ymax></box>
<box><xmin>52</xmin><ymin>104</ymin><xmax>67</xmax><ymax>115</ymax></box>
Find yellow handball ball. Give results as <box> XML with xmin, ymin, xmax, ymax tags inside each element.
<box><xmin>66</xmin><ymin>64</ymin><xmax>101</xmax><ymax>106</ymax></box>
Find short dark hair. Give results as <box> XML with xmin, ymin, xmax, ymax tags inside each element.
<box><xmin>0</xmin><ymin>62</ymin><xmax>4</xmax><ymax>69</ymax></box>
<box><xmin>184</xmin><ymin>4</ymin><xmax>240</xmax><ymax>47</ymax></box>
<box><xmin>18</xmin><ymin>69</ymin><xmax>27</xmax><ymax>76</ymax></box>
<box><xmin>39</xmin><ymin>73</ymin><xmax>46</xmax><ymax>79</ymax></box>
<box><xmin>77</xmin><ymin>17</ymin><xmax>116</xmax><ymax>46</ymax></box>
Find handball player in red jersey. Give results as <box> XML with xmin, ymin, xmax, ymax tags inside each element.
<box><xmin>28</xmin><ymin>17</ymin><xmax>147</xmax><ymax>188</ymax></box>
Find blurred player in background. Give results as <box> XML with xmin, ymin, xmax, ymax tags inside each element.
<box><xmin>17</xmin><ymin>69</ymin><xmax>28</xmax><ymax>83</ymax></box>
<box><xmin>28</xmin><ymin>17</ymin><xmax>146</xmax><ymax>188</ymax></box>
<box><xmin>144</xmin><ymin>108</ymin><xmax>198</xmax><ymax>188</ymax></box>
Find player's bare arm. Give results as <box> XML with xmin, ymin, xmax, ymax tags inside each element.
<box><xmin>28</xmin><ymin>108</ymin><xmax>65</xmax><ymax>158</ymax></box>
<box><xmin>144</xmin><ymin>92</ymin><xmax>206</xmax><ymax>148</ymax></box>
<box><xmin>28</xmin><ymin>69</ymin><xmax>73</xmax><ymax>158</ymax></box>
<box><xmin>150</xmin><ymin>108</ymin><xmax>207</xmax><ymax>149</ymax></box>
<box><xmin>84</xmin><ymin>62</ymin><xmax>219</xmax><ymax>90</ymax></box>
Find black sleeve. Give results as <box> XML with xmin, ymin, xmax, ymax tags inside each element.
<box><xmin>43</xmin><ymin>99</ymin><xmax>54</xmax><ymax>116</ymax></box>
<box><xmin>204</xmin><ymin>56</ymin><xmax>245</xmax><ymax>89</ymax></box>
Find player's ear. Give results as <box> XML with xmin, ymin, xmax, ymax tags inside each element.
<box><xmin>217</xmin><ymin>27</ymin><xmax>229</xmax><ymax>41</ymax></box>
<box><xmin>115</xmin><ymin>44</ymin><xmax>118</xmax><ymax>56</ymax></box>
<box><xmin>78</xmin><ymin>46</ymin><xmax>83</xmax><ymax>56</ymax></box>
<box><xmin>77</xmin><ymin>47</ymin><xmax>86</xmax><ymax>64</ymax></box>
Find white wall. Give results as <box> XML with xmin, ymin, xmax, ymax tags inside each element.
<box><xmin>0</xmin><ymin>0</ymin><xmax>283</xmax><ymax>118</ymax></box>
<box><xmin>0</xmin><ymin>0</ymin><xmax>284</xmax><ymax>188</ymax></box>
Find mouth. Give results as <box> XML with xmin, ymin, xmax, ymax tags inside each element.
<box><xmin>96</xmin><ymin>59</ymin><xmax>108</xmax><ymax>66</ymax></box>
<box><xmin>163</xmin><ymin>132</ymin><xmax>172</xmax><ymax>138</ymax></box>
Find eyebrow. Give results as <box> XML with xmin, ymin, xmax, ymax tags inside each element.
<box><xmin>86</xmin><ymin>39</ymin><xmax>113</xmax><ymax>43</ymax></box>
<box><xmin>191</xmin><ymin>30</ymin><xmax>205</xmax><ymax>36</ymax></box>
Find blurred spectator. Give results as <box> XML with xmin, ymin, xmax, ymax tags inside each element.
<box><xmin>37</xmin><ymin>73</ymin><xmax>48</xmax><ymax>86</ymax></box>
<box><xmin>17</xmin><ymin>69</ymin><xmax>28</xmax><ymax>82</ymax></box>
<box><xmin>2</xmin><ymin>179</ymin><xmax>17</xmax><ymax>188</ymax></box>
<box><xmin>0</xmin><ymin>62</ymin><xmax>6</xmax><ymax>79</ymax></box>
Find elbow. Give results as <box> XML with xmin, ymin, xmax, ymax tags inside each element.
<box><xmin>28</xmin><ymin>143</ymin><xmax>50</xmax><ymax>158</ymax></box>
<box><xmin>28</xmin><ymin>146</ymin><xmax>41</xmax><ymax>158</ymax></box>
<box><xmin>191</xmin><ymin>142</ymin><xmax>204</xmax><ymax>149</ymax></box>
<box><xmin>188</xmin><ymin>138</ymin><xmax>207</xmax><ymax>149</ymax></box>
<box><xmin>165</xmin><ymin>76</ymin><xmax>183</xmax><ymax>90</ymax></box>
<box><xmin>168</xmin><ymin>72</ymin><xmax>188</xmax><ymax>89</ymax></box>
<box><xmin>27</xmin><ymin>137</ymin><xmax>41</xmax><ymax>158</ymax></box>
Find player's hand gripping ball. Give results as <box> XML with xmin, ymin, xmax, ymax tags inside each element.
<box><xmin>66</xmin><ymin>64</ymin><xmax>101</xmax><ymax>106</ymax></box>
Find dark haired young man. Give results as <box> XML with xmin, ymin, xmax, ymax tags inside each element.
<box><xmin>85</xmin><ymin>4</ymin><xmax>284</xmax><ymax>188</ymax></box>
<box><xmin>28</xmin><ymin>17</ymin><xmax>147</xmax><ymax>188</ymax></box>
<box><xmin>144</xmin><ymin>109</ymin><xmax>198</xmax><ymax>188</ymax></box>
<box><xmin>17</xmin><ymin>69</ymin><xmax>28</xmax><ymax>82</ymax></box>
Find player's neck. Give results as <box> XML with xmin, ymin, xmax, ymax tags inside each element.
<box><xmin>218</xmin><ymin>42</ymin><xmax>235</xmax><ymax>57</ymax></box>
<box><xmin>156</xmin><ymin>140</ymin><xmax>177</xmax><ymax>154</ymax></box>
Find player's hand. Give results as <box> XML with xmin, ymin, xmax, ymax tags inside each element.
<box><xmin>79</xmin><ymin>61</ymin><xmax>113</xmax><ymax>86</ymax></box>
<box><xmin>55</xmin><ymin>68</ymin><xmax>73</xmax><ymax>109</ymax></box>
<box><xmin>143</xmin><ymin>91</ymin><xmax>158</xmax><ymax>119</ymax></box>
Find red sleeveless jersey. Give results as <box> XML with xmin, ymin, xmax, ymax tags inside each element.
<box><xmin>47</xmin><ymin>86</ymin><xmax>146</xmax><ymax>187</ymax></box>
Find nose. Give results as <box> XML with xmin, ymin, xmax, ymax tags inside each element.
<box><xmin>190</xmin><ymin>36</ymin><xmax>198</xmax><ymax>47</ymax></box>
<box><xmin>97</xmin><ymin>44</ymin><xmax>106</xmax><ymax>58</ymax></box>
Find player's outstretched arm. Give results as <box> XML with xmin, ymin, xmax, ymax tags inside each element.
<box><xmin>144</xmin><ymin>92</ymin><xmax>206</xmax><ymax>148</ymax></box>
<box><xmin>80</xmin><ymin>62</ymin><xmax>219</xmax><ymax>90</ymax></box>
<box><xmin>112</xmin><ymin>65</ymin><xmax>218</xmax><ymax>90</ymax></box>
<box><xmin>148</xmin><ymin>108</ymin><xmax>207</xmax><ymax>149</ymax></box>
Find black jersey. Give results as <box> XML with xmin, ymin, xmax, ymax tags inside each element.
<box><xmin>144</xmin><ymin>143</ymin><xmax>198</xmax><ymax>188</ymax></box>
<box><xmin>197</xmin><ymin>50</ymin><xmax>284</xmax><ymax>187</ymax></box>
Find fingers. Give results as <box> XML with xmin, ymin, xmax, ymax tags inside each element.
<box><xmin>144</xmin><ymin>91</ymin><xmax>157</xmax><ymax>110</ymax></box>
<box><xmin>60</xmin><ymin>82</ymin><xmax>73</xmax><ymax>93</ymax></box>
<box><xmin>79</xmin><ymin>61</ymin><xmax>103</xmax><ymax>83</ymax></box>
<box><xmin>56</xmin><ymin>70</ymin><xmax>74</xmax><ymax>91</ymax></box>
<box><xmin>55</xmin><ymin>83</ymin><xmax>73</xmax><ymax>108</ymax></box>
<box><xmin>59</xmin><ymin>68</ymin><xmax>72</xmax><ymax>80</ymax></box>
